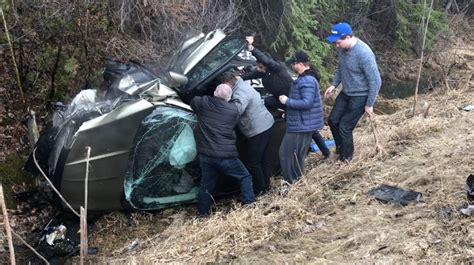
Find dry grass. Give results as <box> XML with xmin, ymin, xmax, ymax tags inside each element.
<box><xmin>83</xmin><ymin>29</ymin><xmax>474</xmax><ymax>263</ymax></box>
<box><xmin>83</xmin><ymin>73</ymin><xmax>474</xmax><ymax>264</ymax></box>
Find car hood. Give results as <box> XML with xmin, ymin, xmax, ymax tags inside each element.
<box><xmin>165</xmin><ymin>29</ymin><xmax>249</xmax><ymax>96</ymax></box>
<box><xmin>167</xmin><ymin>29</ymin><xmax>226</xmax><ymax>76</ymax></box>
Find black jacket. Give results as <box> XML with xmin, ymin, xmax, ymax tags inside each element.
<box><xmin>241</xmin><ymin>47</ymin><xmax>293</xmax><ymax>97</ymax></box>
<box><xmin>190</xmin><ymin>96</ymin><xmax>240</xmax><ymax>159</ymax></box>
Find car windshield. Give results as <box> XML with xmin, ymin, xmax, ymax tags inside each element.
<box><xmin>184</xmin><ymin>37</ymin><xmax>246</xmax><ymax>92</ymax></box>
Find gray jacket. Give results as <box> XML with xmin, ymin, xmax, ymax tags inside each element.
<box><xmin>231</xmin><ymin>79</ymin><xmax>274</xmax><ymax>138</ymax></box>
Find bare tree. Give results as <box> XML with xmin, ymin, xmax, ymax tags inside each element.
<box><xmin>108</xmin><ymin>0</ymin><xmax>243</xmax><ymax>52</ymax></box>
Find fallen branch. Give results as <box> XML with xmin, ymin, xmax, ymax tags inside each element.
<box><xmin>11</xmin><ymin>230</ymin><xmax>50</xmax><ymax>265</ymax></box>
<box><xmin>0</xmin><ymin>183</ymin><xmax>16</xmax><ymax>265</ymax></box>
<box><xmin>33</xmin><ymin>147</ymin><xmax>80</xmax><ymax>218</ymax></box>
<box><xmin>80</xmin><ymin>207</ymin><xmax>87</xmax><ymax>265</ymax></box>
<box><xmin>80</xmin><ymin>146</ymin><xmax>91</xmax><ymax>264</ymax></box>
<box><xmin>368</xmin><ymin>115</ymin><xmax>384</xmax><ymax>155</ymax></box>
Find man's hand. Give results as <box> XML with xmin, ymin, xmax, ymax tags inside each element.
<box><xmin>246</xmin><ymin>36</ymin><xmax>254</xmax><ymax>46</ymax></box>
<box><xmin>279</xmin><ymin>95</ymin><xmax>288</xmax><ymax>105</ymax></box>
<box><xmin>324</xmin><ymin>86</ymin><xmax>336</xmax><ymax>100</ymax></box>
<box><xmin>365</xmin><ymin>106</ymin><xmax>374</xmax><ymax>116</ymax></box>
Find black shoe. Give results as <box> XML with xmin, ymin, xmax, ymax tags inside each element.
<box><xmin>196</xmin><ymin>212</ymin><xmax>209</xmax><ymax>219</ymax></box>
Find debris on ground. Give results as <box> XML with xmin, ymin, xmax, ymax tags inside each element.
<box><xmin>462</xmin><ymin>104</ymin><xmax>474</xmax><ymax>111</ymax></box>
<box><xmin>465</xmin><ymin>174</ymin><xmax>474</xmax><ymax>201</ymax></box>
<box><xmin>309</xmin><ymin>139</ymin><xmax>335</xmax><ymax>153</ymax></box>
<box><xmin>367</xmin><ymin>185</ymin><xmax>422</xmax><ymax>205</ymax></box>
<box><xmin>460</xmin><ymin>205</ymin><xmax>474</xmax><ymax>216</ymax></box>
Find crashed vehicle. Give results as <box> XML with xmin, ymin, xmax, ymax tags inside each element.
<box><xmin>27</xmin><ymin>29</ymin><xmax>286</xmax><ymax>212</ymax></box>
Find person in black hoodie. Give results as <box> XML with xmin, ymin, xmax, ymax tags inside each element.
<box><xmin>241</xmin><ymin>35</ymin><xmax>293</xmax><ymax>110</ymax></box>
<box><xmin>190</xmin><ymin>84</ymin><xmax>256</xmax><ymax>217</ymax></box>
<box><xmin>242</xmin><ymin>36</ymin><xmax>333</xmax><ymax>159</ymax></box>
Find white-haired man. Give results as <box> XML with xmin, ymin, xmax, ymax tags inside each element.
<box><xmin>190</xmin><ymin>84</ymin><xmax>256</xmax><ymax>217</ymax></box>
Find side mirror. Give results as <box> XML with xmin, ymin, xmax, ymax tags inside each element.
<box><xmin>168</xmin><ymin>71</ymin><xmax>188</xmax><ymax>86</ymax></box>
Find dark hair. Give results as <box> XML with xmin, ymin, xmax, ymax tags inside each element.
<box><xmin>219</xmin><ymin>71</ymin><xmax>237</xmax><ymax>84</ymax></box>
<box><xmin>340</xmin><ymin>34</ymin><xmax>352</xmax><ymax>40</ymax></box>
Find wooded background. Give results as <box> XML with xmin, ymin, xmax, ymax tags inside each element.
<box><xmin>1</xmin><ymin>0</ymin><xmax>469</xmax><ymax>103</ymax></box>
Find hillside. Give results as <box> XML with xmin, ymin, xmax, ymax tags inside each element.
<box><xmin>0</xmin><ymin>3</ymin><xmax>472</xmax><ymax>264</ymax></box>
<box><xmin>83</xmin><ymin>25</ymin><xmax>473</xmax><ymax>263</ymax></box>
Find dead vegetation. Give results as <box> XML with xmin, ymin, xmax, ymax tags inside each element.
<box><xmin>1</xmin><ymin>6</ymin><xmax>472</xmax><ymax>264</ymax></box>
<box><xmin>82</xmin><ymin>33</ymin><xmax>474</xmax><ymax>263</ymax></box>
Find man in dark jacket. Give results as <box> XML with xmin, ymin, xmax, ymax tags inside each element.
<box><xmin>241</xmin><ymin>35</ymin><xmax>293</xmax><ymax>110</ymax></box>
<box><xmin>243</xmin><ymin>36</ymin><xmax>332</xmax><ymax>159</ymax></box>
<box><xmin>190</xmin><ymin>84</ymin><xmax>255</xmax><ymax>216</ymax></box>
<box><xmin>278</xmin><ymin>51</ymin><xmax>324</xmax><ymax>183</ymax></box>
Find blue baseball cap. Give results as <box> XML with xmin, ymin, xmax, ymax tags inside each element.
<box><xmin>326</xmin><ymin>22</ymin><xmax>352</xmax><ymax>43</ymax></box>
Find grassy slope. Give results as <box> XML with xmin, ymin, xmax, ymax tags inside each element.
<box><xmin>88</xmin><ymin>30</ymin><xmax>473</xmax><ymax>263</ymax></box>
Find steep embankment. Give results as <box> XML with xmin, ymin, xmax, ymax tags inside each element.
<box><xmin>88</xmin><ymin>24</ymin><xmax>473</xmax><ymax>263</ymax></box>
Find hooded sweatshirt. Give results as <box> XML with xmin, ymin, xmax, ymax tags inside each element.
<box><xmin>241</xmin><ymin>47</ymin><xmax>293</xmax><ymax>97</ymax></box>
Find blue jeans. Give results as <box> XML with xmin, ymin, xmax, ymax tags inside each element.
<box><xmin>328</xmin><ymin>92</ymin><xmax>367</xmax><ymax>161</ymax></box>
<box><xmin>197</xmin><ymin>154</ymin><xmax>255</xmax><ymax>215</ymax></box>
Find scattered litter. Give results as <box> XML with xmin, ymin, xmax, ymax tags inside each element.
<box><xmin>462</xmin><ymin>104</ymin><xmax>474</xmax><ymax>111</ymax></box>
<box><xmin>29</xmin><ymin>214</ymin><xmax>97</xmax><ymax>263</ymax></box>
<box><xmin>309</xmin><ymin>139</ymin><xmax>335</xmax><ymax>153</ymax></box>
<box><xmin>45</xmin><ymin>225</ymin><xmax>67</xmax><ymax>245</ymax></box>
<box><xmin>460</xmin><ymin>174</ymin><xmax>474</xmax><ymax>216</ymax></box>
<box><xmin>127</xmin><ymin>239</ymin><xmax>140</xmax><ymax>252</ymax></box>
<box><xmin>367</xmin><ymin>185</ymin><xmax>422</xmax><ymax>205</ymax></box>
<box><xmin>460</xmin><ymin>205</ymin><xmax>474</xmax><ymax>216</ymax></box>
<box><xmin>465</xmin><ymin>174</ymin><xmax>474</xmax><ymax>201</ymax></box>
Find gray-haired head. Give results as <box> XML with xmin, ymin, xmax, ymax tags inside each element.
<box><xmin>214</xmin><ymin>84</ymin><xmax>232</xmax><ymax>101</ymax></box>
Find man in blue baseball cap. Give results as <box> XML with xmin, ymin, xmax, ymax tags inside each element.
<box><xmin>326</xmin><ymin>22</ymin><xmax>353</xmax><ymax>43</ymax></box>
<box><xmin>324</xmin><ymin>22</ymin><xmax>382</xmax><ymax>162</ymax></box>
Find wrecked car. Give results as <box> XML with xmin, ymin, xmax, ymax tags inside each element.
<box><xmin>26</xmin><ymin>29</ymin><xmax>286</xmax><ymax>212</ymax></box>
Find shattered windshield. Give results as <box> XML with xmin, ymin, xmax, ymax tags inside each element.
<box><xmin>124</xmin><ymin>106</ymin><xmax>199</xmax><ymax>210</ymax></box>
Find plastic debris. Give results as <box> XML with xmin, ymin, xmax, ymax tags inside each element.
<box><xmin>462</xmin><ymin>104</ymin><xmax>474</xmax><ymax>112</ymax></box>
<box><xmin>46</xmin><ymin>224</ymin><xmax>67</xmax><ymax>246</ymax></box>
<box><xmin>309</xmin><ymin>139</ymin><xmax>335</xmax><ymax>153</ymax></box>
<box><xmin>367</xmin><ymin>185</ymin><xmax>422</xmax><ymax>205</ymax></box>
<box><xmin>127</xmin><ymin>239</ymin><xmax>140</xmax><ymax>252</ymax></box>
<box><xmin>461</xmin><ymin>205</ymin><xmax>474</xmax><ymax>216</ymax></box>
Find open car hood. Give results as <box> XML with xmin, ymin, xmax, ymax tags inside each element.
<box><xmin>168</xmin><ymin>29</ymin><xmax>226</xmax><ymax>76</ymax></box>
<box><xmin>165</xmin><ymin>29</ymin><xmax>250</xmax><ymax>98</ymax></box>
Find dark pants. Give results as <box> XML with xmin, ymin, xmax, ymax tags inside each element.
<box><xmin>312</xmin><ymin>131</ymin><xmax>331</xmax><ymax>157</ymax></box>
<box><xmin>241</xmin><ymin>128</ymin><xmax>272</xmax><ymax>195</ymax></box>
<box><xmin>279</xmin><ymin>131</ymin><xmax>313</xmax><ymax>183</ymax></box>
<box><xmin>328</xmin><ymin>92</ymin><xmax>366</xmax><ymax>161</ymax></box>
<box><xmin>197</xmin><ymin>154</ymin><xmax>255</xmax><ymax>215</ymax></box>
<box><xmin>265</xmin><ymin>96</ymin><xmax>285</xmax><ymax>110</ymax></box>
